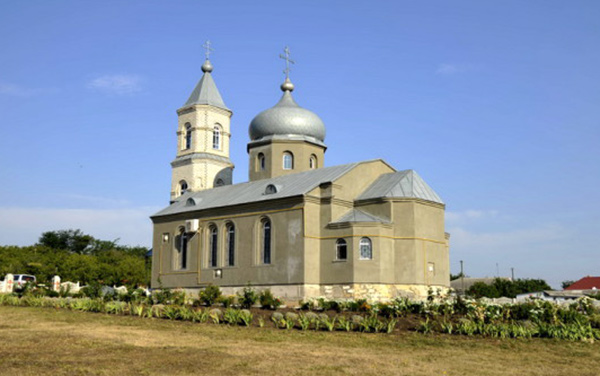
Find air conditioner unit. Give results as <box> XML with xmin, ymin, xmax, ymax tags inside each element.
<box><xmin>185</xmin><ymin>219</ymin><xmax>199</xmax><ymax>232</ymax></box>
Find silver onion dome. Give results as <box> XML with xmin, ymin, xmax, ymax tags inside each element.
<box><xmin>249</xmin><ymin>79</ymin><xmax>326</xmax><ymax>142</ymax></box>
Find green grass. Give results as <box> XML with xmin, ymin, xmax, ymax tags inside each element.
<box><xmin>1</xmin><ymin>306</ymin><xmax>599</xmax><ymax>375</ymax></box>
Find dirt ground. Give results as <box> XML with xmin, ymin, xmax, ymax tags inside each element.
<box><xmin>1</xmin><ymin>306</ymin><xmax>599</xmax><ymax>376</ymax></box>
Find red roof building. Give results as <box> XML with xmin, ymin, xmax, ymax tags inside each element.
<box><xmin>564</xmin><ymin>276</ymin><xmax>600</xmax><ymax>290</ymax></box>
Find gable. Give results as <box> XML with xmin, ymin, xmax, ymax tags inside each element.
<box><xmin>357</xmin><ymin>170</ymin><xmax>444</xmax><ymax>205</ymax></box>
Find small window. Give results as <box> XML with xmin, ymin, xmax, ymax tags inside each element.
<box><xmin>428</xmin><ymin>262</ymin><xmax>435</xmax><ymax>276</ymax></box>
<box><xmin>309</xmin><ymin>154</ymin><xmax>317</xmax><ymax>169</ymax></box>
<box><xmin>184</xmin><ymin>123</ymin><xmax>192</xmax><ymax>150</ymax></box>
<box><xmin>262</xmin><ymin>219</ymin><xmax>271</xmax><ymax>264</ymax></box>
<box><xmin>186</xmin><ymin>198</ymin><xmax>195</xmax><ymax>206</ymax></box>
<box><xmin>213</xmin><ymin>125</ymin><xmax>221</xmax><ymax>150</ymax></box>
<box><xmin>265</xmin><ymin>184</ymin><xmax>277</xmax><ymax>195</ymax></box>
<box><xmin>258</xmin><ymin>153</ymin><xmax>266</xmax><ymax>171</ymax></box>
<box><xmin>209</xmin><ymin>225</ymin><xmax>218</xmax><ymax>268</ymax></box>
<box><xmin>180</xmin><ymin>181</ymin><xmax>188</xmax><ymax>195</ymax></box>
<box><xmin>336</xmin><ymin>238</ymin><xmax>347</xmax><ymax>260</ymax></box>
<box><xmin>359</xmin><ymin>237</ymin><xmax>372</xmax><ymax>260</ymax></box>
<box><xmin>283</xmin><ymin>152</ymin><xmax>293</xmax><ymax>170</ymax></box>
<box><xmin>226</xmin><ymin>223</ymin><xmax>235</xmax><ymax>266</ymax></box>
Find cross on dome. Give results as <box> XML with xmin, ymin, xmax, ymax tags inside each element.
<box><xmin>279</xmin><ymin>46</ymin><xmax>295</xmax><ymax>79</ymax></box>
<box><xmin>203</xmin><ymin>40</ymin><xmax>214</xmax><ymax>60</ymax></box>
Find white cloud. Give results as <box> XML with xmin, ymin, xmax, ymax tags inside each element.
<box><xmin>61</xmin><ymin>194</ymin><xmax>131</xmax><ymax>207</ymax></box>
<box><xmin>0</xmin><ymin>83</ymin><xmax>58</xmax><ymax>97</ymax></box>
<box><xmin>87</xmin><ymin>74</ymin><xmax>143</xmax><ymax>95</ymax></box>
<box><xmin>0</xmin><ymin>206</ymin><xmax>159</xmax><ymax>248</ymax></box>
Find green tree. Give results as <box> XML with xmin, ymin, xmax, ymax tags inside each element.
<box><xmin>38</xmin><ymin>229</ymin><xmax>95</xmax><ymax>254</ymax></box>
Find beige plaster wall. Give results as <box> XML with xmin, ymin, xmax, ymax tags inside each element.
<box><xmin>151</xmin><ymin>201</ymin><xmax>305</xmax><ymax>289</ymax></box>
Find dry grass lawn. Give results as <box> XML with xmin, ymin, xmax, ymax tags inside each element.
<box><xmin>0</xmin><ymin>306</ymin><xmax>599</xmax><ymax>376</ymax></box>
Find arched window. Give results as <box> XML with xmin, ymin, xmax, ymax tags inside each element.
<box><xmin>209</xmin><ymin>225</ymin><xmax>218</xmax><ymax>267</ymax></box>
<box><xmin>226</xmin><ymin>223</ymin><xmax>235</xmax><ymax>266</ymax></box>
<box><xmin>309</xmin><ymin>154</ymin><xmax>317</xmax><ymax>169</ymax></box>
<box><xmin>184</xmin><ymin>123</ymin><xmax>192</xmax><ymax>150</ymax></box>
<box><xmin>283</xmin><ymin>152</ymin><xmax>293</xmax><ymax>170</ymax></box>
<box><xmin>262</xmin><ymin>219</ymin><xmax>271</xmax><ymax>264</ymax></box>
<box><xmin>180</xmin><ymin>181</ymin><xmax>188</xmax><ymax>196</ymax></box>
<box><xmin>258</xmin><ymin>153</ymin><xmax>266</xmax><ymax>171</ymax></box>
<box><xmin>213</xmin><ymin>125</ymin><xmax>221</xmax><ymax>150</ymax></box>
<box><xmin>336</xmin><ymin>238</ymin><xmax>347</xmax><ymax>260</ymax></box>
<box><xmin>176</xmin><ymin>228</ymin><xmax>188</xmax><ymax>270</ymax></box>
<box><xmin>359</xmin><ymin>237</ymin><xmax>372</xmax><ymax>260</ymax></box>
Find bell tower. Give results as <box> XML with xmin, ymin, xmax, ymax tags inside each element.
<box><xmin>170</xmin><ymin>41</ymin><xmax>234</xmax><ymax>202</ymax></box>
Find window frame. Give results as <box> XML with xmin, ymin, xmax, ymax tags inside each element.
<box><xmin>258</xmin><ymin>153</ymin><xmax>266</xmax><ymax>171</ymax></box>
<box><xmin>184</xmin><ymin>123</ymin><xmax>192</xmax><ymax>150</ymax></box>
<box><xmin>209</xmin><ymin>225</ymin><xmax>218</xmax><ymax>268</ymax></box>
<box><xmin>282</xmin><ymin>152</ymin><xmax>293</xmax><ymax>170</ymax></box>
<box><xmin>262</xmin><ymin>218</ymin><xmax>272</xmax><ymax>264</ymax></box>
<box><xmin>213</xmin><ymin>125</ymin><xmax>221</xmax><ymax>150</ymax></box>
<box><xmin>335</xmin><ymin>238</ymin><xmax>347</xmax><ymax>261</ymax></box>
<box><xmin>359</xmin><ymin>237</ymin><xmax>372</xmax><ymax>260</ymax></box>
<box><xmin>175</xmin><ymin>228</ymin><xmax>189</xmax><ymax>270</ymax></box>
<box><xmin>226</xmin><ymin>223</ymin><xmax>235</xmax><ymax>267</ymax></box>
<box><xmin>309</xmin><ymin>154</ymin><xmax>317</xmax><ymax>169</ymax></box>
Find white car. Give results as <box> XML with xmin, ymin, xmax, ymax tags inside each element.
<box><xmin>13</xmin><ymin>274</ymin><xmax>36</xmax><ymax>289</ymax></box>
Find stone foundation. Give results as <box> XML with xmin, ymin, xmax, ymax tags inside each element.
<box><xmin>180</xmin><ymin>283</ymin><xmax>449</xmax><ymax>303</ymax></box>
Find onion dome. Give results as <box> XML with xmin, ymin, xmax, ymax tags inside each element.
<box><xmin>249</xmin><ymin>78</ymin><xmax>326</xmax><ymax>142</ymax></box>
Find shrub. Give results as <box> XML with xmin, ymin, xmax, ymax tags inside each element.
<box><xmin>199</xmin><ymin>285</ymin><xmax>222</xmax><ymax>306</ymax></box>
<box><xmin>218</xmin><ymin>295</ymin><xmax>236</xmax><ymax>308</ymax></box>
<box><xmin>238</xmin><ymin>285</ymin><xmax>258</xmax><ymax>309</ymax></box>
<box><xmin>259</xmin><ymin>289</ymin><xmax>282</xmax><ymax>310</ymax></box>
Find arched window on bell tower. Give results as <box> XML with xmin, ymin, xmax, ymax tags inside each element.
<box><xmin>213</xmin><ymin>125</ymin><xmax>221</xmax><ymax>150</ymax></box>
<box><xmin>184</xmin><ymin>123</ymin><xmax>192</xmax><ymax>150</ymax></box>
<box><xmin>179</xmin><ymin>180</ymin><xmax>188</xmax><ymax>196</ymax></box>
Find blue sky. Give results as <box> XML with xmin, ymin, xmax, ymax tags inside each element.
<box><xmin>1</xmin><ymin>1</ymin><xmax>599</xmax><ymax>288</ymax></box>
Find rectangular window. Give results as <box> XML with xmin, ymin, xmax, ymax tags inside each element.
<box><xmin>227</xmin><ymin>226</ymin><xmax>235</xmax><ymax>266</ymax></box>
<box><xmin>210</xmin><ymin>228</ymin><xmax>218</xmax><ymax>268</ymax></box>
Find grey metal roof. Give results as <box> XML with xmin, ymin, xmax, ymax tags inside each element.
<box><xmin>183</xmin><ymin>71</ymin><xmax>229</xmax><ymax>110</ymax></box>
<box><xmin>357</xmin><ymin>170</ymin><xmax>444</xmax><ymax>205</ymax></box>
<box><xmin>249</xmin><ymin>90</ymin><xmax>326</xmax><ymax>142</ymax></box>
<box><xmin>330</xmin><ymin>208</ymin><xmax>390</xmax><ymax>224</ymax></box>
<box><xmin>152</xmin><ymin>162</ymin><xmax>360</xmax><ymax>218</ymax></box>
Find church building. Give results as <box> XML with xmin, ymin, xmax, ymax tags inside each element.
<box><xmin>150</xmin><ymin>47</ymin><xmax>450</xmax><ymax>300</ymax></box>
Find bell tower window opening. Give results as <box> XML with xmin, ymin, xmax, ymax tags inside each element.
<box><xmin>179</xmin><ymin>181</ymin><xmax>188</xmax><ymax>196</ymax></box>
<box><xmin>213</xmin><ymin>125</ymin><xmax>221</xmax><ymax>150</ymax></box>
<box><xmin>184</xmin><ymin>123</ymin><xmax>192</xmax><ymax>150</ymax></box>
<box><xmin>209</xmin><ymin>225</ymin><xmax>218</xmax><ymax>268</ymax></box>
<box><xmin>283</xmin><ymin>152</ymin><xmax>293</xmax><ymax>170</ymax></box>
